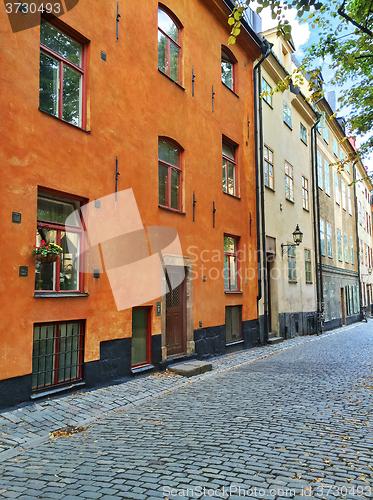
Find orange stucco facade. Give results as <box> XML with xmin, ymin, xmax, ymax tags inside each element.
<box><xmin>0</xmin><ymin>0</ymin><xmax>263</xmax><ymax>405</ymax></box>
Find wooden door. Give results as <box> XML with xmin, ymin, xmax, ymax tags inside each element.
<box><xmin>165</xmin><ymin>267</ymin><xmax>186</xmax><ymax>356</ymax></box>
<box><xmin>341</xmin><ymin>288</ymin><xmax>346</xmax><ymax>325</ymax></box>
<box><xmin>131</xmin><ymin>308</ymin><xmax>151</xmax><ymax>367</ymax></box>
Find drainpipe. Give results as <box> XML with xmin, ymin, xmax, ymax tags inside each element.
<box><xmin>254</xmin><ymin>40</ymin><xmax>272</xmax><ymax>343</ymax></box>
<box><xmin>310</xmin><ymin>114</ymin><xmax>322</xmax><ymax>334</ymax></box>
<box><xmin>353</xmin><ymin>160</ymin><xmax>362</xmax><ymax>319</ymax></box>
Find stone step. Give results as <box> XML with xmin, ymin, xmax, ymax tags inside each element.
<box><xmin>168</xmin><ymin>360</ymin><xmax>212</xmax><ymax>377</ymax></box>
<box><xmin>268</xmin><ymin>331</ymin><xmax>277</xmax><ymax>339</ymax></box>
<box><xmin>267</xmin><ymin>336</ymin><xmax>284</xmax><ymax>345</ymax></box>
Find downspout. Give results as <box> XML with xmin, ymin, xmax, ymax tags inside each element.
<box><xmin>353</xmin><ymin>160</ymin><xmax>362</xmax><ymax>319</ymax></box>
<box><xmin>254</xmin><ymin>40</ymin><xmax>272</xmax><ymax>343</ymax></box>
<box><xmin>310</xmin><ymin>113</ymin><xmax>322</xmax><ymax>334</ymax></box>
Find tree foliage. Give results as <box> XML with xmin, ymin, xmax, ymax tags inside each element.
<box><xmin>229</xmin><ymin>0</ymin><xmax>373</xmax><ymax>159</ymax></box>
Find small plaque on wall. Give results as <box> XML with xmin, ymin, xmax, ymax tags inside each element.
<box><xmin>19</xmin><ymin>266</ymin><xmax>28</xmax><ymax>277</ymax></box>
<box><xmin>156</xmin><ymin>301</ymin><xmax>161</xmax><ymax>316</ymax></box>
<box><xmin>12</xmin><ymin>212</ymin><xmax>21</xmax><ymax>224</ymax></box>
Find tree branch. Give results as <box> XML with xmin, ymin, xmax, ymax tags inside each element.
<box><xmin>337</xmin><ymin>3</ymin><xmax>373</xmax><ymax>37</ymax></box>
<box><xmin>354</xmin><ymin>54</ymin><xmax>373</xmax><ymax>59</ymax></box>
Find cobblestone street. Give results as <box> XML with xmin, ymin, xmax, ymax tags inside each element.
<box><xmin>0</xmin><ymin>321</ymin><xmax>373</xmax><ymax>499</ymax></box>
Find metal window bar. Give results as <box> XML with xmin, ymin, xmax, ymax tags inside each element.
<box><xmin>32</xmin><ymin>321</ymin><xmax>84</xmax><ymax>392</ymax></box>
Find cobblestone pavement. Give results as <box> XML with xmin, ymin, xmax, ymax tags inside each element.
<box><xmin>0</xmin><ymin>321</ymin><xmax>372</xmax><ymax>499</ymax></box>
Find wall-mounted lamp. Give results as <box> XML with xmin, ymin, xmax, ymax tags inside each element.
<box><xmin>281</xmin><ymin>224</ymin><xmax>303</xmax><ymax>259</ymax></box>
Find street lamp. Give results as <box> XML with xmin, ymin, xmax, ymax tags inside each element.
<box><xmin>281</xmin><ymin>224</ymin><xmax>303</xmax><ymax>259</ymax></box>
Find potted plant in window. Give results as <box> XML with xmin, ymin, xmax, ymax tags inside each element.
<box><xmin>33</xmin><ymin>240</ymin><xmax>63</xmax><ymax>264</ymax></box>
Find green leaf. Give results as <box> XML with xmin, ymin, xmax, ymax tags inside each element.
<box><xmin>228</xmin><ymin>17</ymin><xmax>235</xmax><ymax>25</ymax></box>
<box><xmin>228</xmin><ymin>36</ymin><xmax>236</xmax><ymax>45</ymax></box>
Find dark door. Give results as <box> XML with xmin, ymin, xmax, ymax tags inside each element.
<box><xmin>341</xmin><ymin>288</ymin><xmax>346</xmax><ymax>325</ymax></box>
<box><xmin>165</xmin><ymin>267</ymin><xmax>186</xmax><ymax>356</ymax></box>
<box><xmin>131</xmin><ymin>308</ymin><xmax>151</xmax><ymax>367</ymax></box>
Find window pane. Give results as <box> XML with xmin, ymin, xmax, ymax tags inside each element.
<box><xmin>157</xmin><ymin>31</ymin><xmax>167</xmax><ymax>73</ymax></box>
<box><xmin>224</xmin><ymin>236</ymin><xmax>235</xmax><ymax>253</ymax></box>
<box><xmin>158</xmin><ymin>163</ymin><xmax>168</xmax><ymax>206</ymax></box>
<box><xmin>228</xmin><ymin>161</ymin><xmax>235</xmax><ymax>195</ymax></box>
<box><xmin>170</xmin><ymin>169</ymin><xmax>180</xmax><ymax>210</ymax></box>
<box><xmin>158</xmin><ymin>9</ymin><xmax>179</xmax><ymax>43</ymax></box>
<box><xmin>159</xmin><ymin>141</ymin><xmax>179</xmax><ymax>166</ymax></box>
<box><xmin>32</xmin><ymin>324</ymin><xmax>56</xmax><ymax>389</ymax></box>
<box><xmin>226</xmin><ymin>306</ymin><xmax>242</xmax><ymax>343</ymax></box>
<box><xmin>169</xmin><ymin>42</ymin><xmax>180</xmax><ymax>83</ymax></box>
<box><xmin>40</xmin><ymin>20</ymin><xmax>82</xmax><ymax>67</ymax></box>
<box><xmin>63</xmin><ymin>65</ymin><xmax>82</xmax><ymax>127</ymax></box>
<box><xmin>35</xmin><ymin>230</ymin><xmax>57</xmax><ymax>291</ymax></box>
<box><xmin>39</xmin><ymin>52</ymin><xmax>59</xmax><ymax>117</ymax></box>
<box><xmin>60</xmin><ymin>232</ymin><xmax>80</xmax><ymax>291</ymax></box>
<box><xmin>230</xmin><ymin>256</ymin><xmax>237</xmax><ymax>289</ymax></box>
<box><xmin>224</xmin><ymin>255</ymin><xmax>229</xmax><ymax>290</ymax></box>
<box><xmin>132</xmin><ymin>309</ymin><xmax>148</xmax><ymax>366</ymax></box>
<box><xmin>222</xmin><ymin>160</ymin><xmax>227</xmax><ymax>193</ymax></box>
<box><xmin>37</xmin><ymin>196</ymin><xmax>78</xmax><ymax>225</ymax></box>
<box><xmin>221</xmin><ymin>52</ymin><xmax>233</xmax><ymax>90</ymax></box>
<box><xmin>222</xmin><ymin>142</ymin><xmax>235</xmax><ymax>161</ymax></box>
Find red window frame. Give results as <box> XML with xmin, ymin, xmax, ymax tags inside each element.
<box><xmin>222</xmin><ymin>139</ymin><xmax>238</xmax><ymax>197</ymax></box>
<box><xmin>224</xmin><ymin>234</ymin><xmax>240</xmax><ymax>292</ymax></box>
<box><xmin>221</xmin><ymin>46</ymin><xmax>237</xmax><ymax>93</ymax></box>
<box><xmin>158</xmin><ymin>138</ymin><xmax>183</xmax><ymax>212</ymax></box>
<box><xmin>131</xmin><ymin>307</ymin><xmax>152</xmax><ymax>369</ymax></box>
<box><xmin>35</xmin><ymin>189</ymin><xmax>86</xmax><ymax>294</ymax></box>
<box><xmin>158</xmin><ymin>5</ymin><xmax>182</xmax><ymax>84</ymax></box>
<box><xmin>32</xmin><ymin>320</ymin><xmax>85</xmax><ymax>393</ymax></box>
<box><xmin>39</xmin><ymin>17</ymin><xmax>88</xmax><ymax>130</ymax></box>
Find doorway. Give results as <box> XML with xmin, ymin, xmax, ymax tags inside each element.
<box><xmin>131</xmin><ymin>308</ymin><xmax>151</xmax><ymax>368</ymax></box>
<box><xmin>165</xmin><ymin>266</ymin><xmax>186</xmax><ymax>356</ymax></box>
<box><xmin>340</xmin><ymin>288</ymin><xmax>346</xmax><ymax>325</ymax></box>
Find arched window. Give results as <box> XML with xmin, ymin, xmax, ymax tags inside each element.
<box><xmin>221</xmin><ymin>47</ymin><xmax>236</xmax><ymax>92</ymax></box>
<box><xmin>158</xmin><ymin>138</ymin><xmax>182</xmax><ymax>211</ymax></box>
<box><xmin>158</xmin><ymin>7</ymin><xmax>182</xmax><ymax>84</ymax></box>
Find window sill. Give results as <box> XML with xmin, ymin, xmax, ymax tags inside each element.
<box><xmin>31</xmin><ymin>381</ymin><xmax>85</xmax><ymax>400</ymax></box>
<box><xmin>301</xmin><ymin>139</ymin><xmax>307</xmax><ymax>146</ymax></box>
<box><xmin>38</xmin><ymin>108</ymin><xmax>90</xmax><ymax>133</ymax></box>
<box><xmin>323</xmin><ymin>139</ymin><xmax>328</xmax><ymax>144</ymax></box>
<box><xmin>158</xmin><ymin>205</ymin><xmax>186</xmax><ymax>215</ymax></box>
<box><xmin>303</xmin><ymin>207</ymin><xmax>309</xmax><ymax>212</ymax></box>
<box><xmin>34</xmin><ymin>292</ymin><xmax>89</xmax><ymax>298</ymax></box>
<box><xmin>286</xmin><ymin>198</ymin><xmax>295</xmax><ymax>204</ymax></box>
<box><xmin>265</xmin><ymin>185</ymin><xmax>275</xmax><ymax>192</ymax></box>
<box><xmin>222</xmin><ymin>82</ymin><xmax>239</xmax><ymax>98</ymax></box>
<box><xmin>306</xmin><ymin>281</ymin><xmax>313</xmax><ymax>284</ymax></box>
<box><xmin>225</xmin><ymin>290</ymin><xmax>243</xmax><ymax>294</ymax></box>
<box><xmin>288</xmin><ymin>280</ymin><xmax>298</xmax><ymax>284</ymax></box>
<box><xmin>263</xmin><ymin>99</ymin><xmax>273</xmax><ymax>109</ymax></box>
<box><xmin>284</xmin><ymin>122</ymin><xmax>292</xmax><ymax>131</ymax></box>
<box><xmin>131</xmin><ymin>364</ymin><xmax>154</xmax><ymax>375</ymax></box>
<box><xmin>223</xmin><ymin>191</ymin><xmax>241</xmax><ymax>200</ymax></box>
<box><xmin>158</xmin><ymin>69</ymin><xmax>185</xmax><ymax>90</ymax></box>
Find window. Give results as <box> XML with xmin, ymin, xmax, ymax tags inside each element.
<box><xmin>222</xmin><ymin>140</ymin><xmax>237</xmax><ymax>196</ymax></box>
<box><xmin>262</xmin><ymin>78</ymin><xmax>272</xmax><ymax>106</ymax></box>
<box><xmin>344</xmin><ymin>234</ymin><xmax>349</xmax><ymax>263</ymax></box>
<box><xmin>347</xmin><ymin>160</ymin><xmax>350</xmax><ymax>174</ymax></box>
<box><xmin>327</xmin><ymin>223</ymin><xmax>333</xmax><ymax>258</ymax></box>
<box><xmin>225</xmin><ymin>306</ymin><xmax>242</xmax><ymax>344</ymax></box>
<box><xmin>300</xmin><ymin>123</ymin><xmax>307</xmax><ymax>144</ymax></box>
<box><xmin>224</xmin><ymin>236</ymin><xmax>239</xmax><ymax>291</ymax></box>
<box><xmin>323</xmin><ymin>126</ymin><xmax>328</xmax><ymax>143</ymax></box>
<box><xmin>285</xmin><ymin>161</ymin><xmax>294</xmax><ymax>202</ymax></box>
<box><xmin>320</xmin><ymin>219</ymin><xmax>326</xmax><ymax>257</ymax></box>
<box><xmin>316</xmin><ymin>122</ymin><xmax>321</xmax><ymax>135</ymax></box>
<box><xmin>288</xmin><ymin>245</ymin><xmax>296</xmax><ymax>282</ymax></box>
<box><xmin>264</xmin><ymin>146</ymin><xmax>274</xmax><ymax>190</ymax></box>
<box><xmin>324</xmin><ymin>161</ymin><xmax>330</xmax><ymax>195</ymax></box>
<box><xmin>337</xmin><ymin>230</ymin><xmax>342</xmax><ymax>261</ymax></box>
<box><xmin>302</xmin><ymin>176</ymin><xmax>309</xmax><ymax>210</ymax></box>
<box><xmin>350</xmin><ymin>237</ymin><xmax>354</xmax><ymax>264</ymax></box>
<box><xmin>340</xmin><ymin>150</ymin><xmax>344</xmax><ymax>163</ymax></box>
<box><xmin>305</xmin><ymin>249</ymin><xmax>312</xmax><ymax>282</ymax></box>
<box><xmin>317</xmin><ymin>152</ymin><xmax>323</xmax><ymax>190</ymax></box>
<box><xmin>348</xmin><ymin>189</ymin><xmax>352</xmax><ymax>215</ymax></box>
<box><xmin>158</xmin><ymin>7</ymin><xmax>181</xmax><ymax>84</ymax></box>
<box><xmin>39</xmin><ymin>19</ymin><xmax>87</xmax><ymax>128</ymax></box>
<box><xmin>283</xmin><ymin>103</ymin><xmax>292</xmax><ymax>128</ymax></box>
<box><xmin>361</xmin><ymin>239</ymin><xmax>364</xmax><ymax>263</ymax></box>
<box><xmin>335</xmin><ymin>173</ymin><xmax>340</xmax><ymax>205</ymax></box>
<box><xmin>221</xmin><ymin>47</ymin><xmax>236</xmax><ymax>92</ymax></box>
<box><xmin>35</xmin><ymin>192</ymin><xmax>84</xmax><ymax>293</ymax></box>
<box><xmin>341</xmin><ymin>181</ymin><xmax>346</xmax><ymax>210</ymax></box>
<box><xmin>158</xmin><ymin>139</ymin><xmax>182</xmax><ymax>211</ymax></box>
<box><xmin>333</xmin><ymin>139</ymin><xmax>338</xmax><ymax>157</ymax></box>
<box><xmin>32</xmin><ymin>320</ymin><xmax>84</xmax><ymax>392</ymax></box>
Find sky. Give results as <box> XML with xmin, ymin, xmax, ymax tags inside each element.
<box><xmin>250</xmin><ymin>2</ymin><xmax>372</xmax><ymax>172</ymax></box>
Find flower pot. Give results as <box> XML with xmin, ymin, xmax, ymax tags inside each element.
<box><xmin>35</xmin><ymin>253</ymin><xmax>59</xmax><ymax>264</ymax></box>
